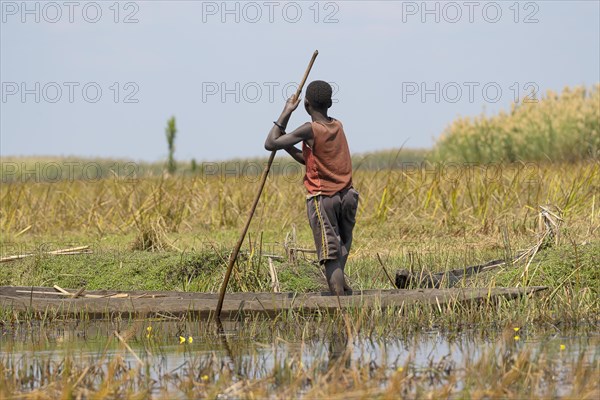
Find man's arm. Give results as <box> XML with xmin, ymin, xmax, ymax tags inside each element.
<box><xmin>265</xmin><ymin>97</ymin><xmax>313</xmax><ymax>164</ymax></box>
<box><xmin>265</xmin><ymin>122</ymin><xmax>312</xmax><ymax>150</ymax></box>
<box><xmin>284</xmin><ymin>145</ymin><xmax>305</xmax><ymax>165</ymax></box>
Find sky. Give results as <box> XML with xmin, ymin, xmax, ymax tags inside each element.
<box><xmin>1</xmin><ymin>0</ymin><xmax>599</xmax><ymax>162</ymax></box>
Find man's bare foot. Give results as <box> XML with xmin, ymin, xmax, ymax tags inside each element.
<box><xmin>343</xmin><ymin>281</ymin><xmax>352</xmax><ymax>294</ymax></box>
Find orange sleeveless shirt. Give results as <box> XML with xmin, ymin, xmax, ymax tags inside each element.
<box><xmin>302</xmin><ymin>118</ymin><xmax>353</xmax><ymax>196</ymax></box>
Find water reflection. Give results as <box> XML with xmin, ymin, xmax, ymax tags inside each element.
<box><xmin>1</xmin><ymin>319</ymin><xmax>598</xmax><ymax>397</ymax></box>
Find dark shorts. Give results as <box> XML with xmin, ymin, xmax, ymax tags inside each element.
<box><xmin>306</xmin><ymin>187</ymin><xmax>359</xmax><ymax>264</ymax></box>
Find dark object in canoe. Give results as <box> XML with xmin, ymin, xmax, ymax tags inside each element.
<box><xmin>0</xmin><ymin>285</ymin><xmax>547</xmax><ymax>320</ymax></box>
<box><xmin>394</xmin><ymin>256</ymin><xmax>522</xmax><ymax>289</ymax></box>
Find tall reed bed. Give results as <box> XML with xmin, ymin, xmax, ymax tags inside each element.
<box><xmin>435</xmin><ymin>85</ymin><xmax>600</xmax><ymax>162</ymax></box>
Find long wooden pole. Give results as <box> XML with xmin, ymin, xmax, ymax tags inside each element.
<box><xmin>215</xmin><ymin>50</ymin><xmax>319</xmax><ymax>319</ymax></box>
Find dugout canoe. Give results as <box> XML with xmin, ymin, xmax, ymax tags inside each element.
<box><xmin>0</xmin><ymin>285</ymin><xmax>547</xmax><ymax>320</ymax></box>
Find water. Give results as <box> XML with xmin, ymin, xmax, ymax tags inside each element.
<box><xmin>1</xmin><ymin>320</ymin><xmax>598</xmax><ymax>397</ymax></box>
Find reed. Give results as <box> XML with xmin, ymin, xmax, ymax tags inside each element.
<box><xmin>435</xmin><ymin>85</ymin><xmax>600</xmax><ymax>162</ymax></box>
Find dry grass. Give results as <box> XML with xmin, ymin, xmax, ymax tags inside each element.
<box><xmin>1</xmin><ymin>161</ymin><xmax>597</xmax><ymax>242</ymax></box>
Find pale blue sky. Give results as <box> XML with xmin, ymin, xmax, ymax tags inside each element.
<box><xmin>1</xmin><ymin>1</ymin><xmax>599</xmax><ymax>161</ymax></box>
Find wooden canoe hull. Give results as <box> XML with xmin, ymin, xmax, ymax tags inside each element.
<box><xmin>0</xmin><ymin>286</ymin><xmax>547</xmax><ymax>320</ymax></box>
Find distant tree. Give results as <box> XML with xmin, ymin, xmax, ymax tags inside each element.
<box><xmin>191</xmin><ymin>158</ymin><xmax>198</xmax><ymax>173</ymax></box>
<box><xmin>165</xmin><ymin>116</ymin><xmax>177</xmax><ymax>174</ymax></box>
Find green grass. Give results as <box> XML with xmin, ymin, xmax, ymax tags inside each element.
<box><xmin>0</xmin><ymin>244</ymin><xmax>327</xmax><ymax>293</ymax></box>
<box><xmin>435</xmin><ymin>84</ymin><xmax>600</xmax><ymax>162</ymax></box>
<box><xmin>495</xmin><ymin>241</ymin><xmax>600</xmax><ymax>289</ymax></box>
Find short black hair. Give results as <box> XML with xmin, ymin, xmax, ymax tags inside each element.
<box><xmin>306</xmin><ymin>80</ymin><xmax>332</xmax><ymax>109</ymax></box>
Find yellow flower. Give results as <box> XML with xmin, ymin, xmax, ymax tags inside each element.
<box><xmin>560</xmin><ymin>344</ymin><xmax>566</xmax><ymax>351</ymax></box>
<box><xmin>513</xmin><ymin>327</ymin><xmax>519</xmax><ymax>332</ymax></box>
<box><xmin>397</xmin><ymin>367</ymin><xmax>403</xmax><ymax>372</ymax></box>
<box><xmin>179</xmin><ymin>336</ymin><xmax>186</xmax><ymax>344</ymax></box>
<box><xmin>201</xmin><ymin>375</ymin><xmax>209</xmax><ymax>382</ymax></box>
<box><xmin>188</xmin><ymin>336</ymin><xmax>193</xmax><ymax>344</ymax></box>
<box><xmin>147</xmin><ymin>326</ymin><xmax>152</xmax><ymax>333</ymax></box>
<box><xmin>514</xmin><ymin>335</ymin><xmax>520</xmax><ymax>341</ymax></box>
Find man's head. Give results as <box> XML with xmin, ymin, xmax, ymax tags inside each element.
<box><xmin>305</xmin><ymin>80</ymin><xmax>332</xmax><ymax>113</ymax></box>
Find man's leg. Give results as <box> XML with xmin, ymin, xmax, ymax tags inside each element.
<box><xmin>341</xmin><ymin>256</ymin><xmax>352</xmax><ymax>291</ymax></box>
<box><xmin>339</xmin><ymin>187</ymin><xmax>359</xmax><ymax>291</ymax></box>
<box><xmin>307</xmin><ymin>194</ymin><xmax>346</xmax><ymax>295</ymax></box>
<box><xmin>339</xmin><ymin>241</ymin><xmax>352</xmax><ymax>292</ymax></box>
<box><xmin>340</xmin><ymin>239</ymin><xmax>352</xmax><ymax>289</ymax></box>
<box><xmin>319</xmin><ymin>194</ymin><xmax>348</xmax><ymax>295</ymax></box>
<box><xmin>324</xmin><ymin>258</ymin><xmax>345</xmax><ymax>296</ymax></box>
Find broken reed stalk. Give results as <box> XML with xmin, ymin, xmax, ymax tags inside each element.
<box><xmin>15</xmin><ymin>289</ymin><xmax>129</xmax><ymax>299</ymax></box>
<box><xmin>215</xmin><ymin>50</ymin><xmax>319</xmax><ymax>319</ymax></box>
<box><xmin>376</xmin><ymin>253</ymin><xmax>397</xmax><ymax>288</ymax></box>
<box><xmin>114</xmin><ymin>331</ymin><xmax>144</xmax><ymax>366</ymax></box>
<box><xmin>0</xmin><ymin>246</ymin><xmax>91</xmax><ymax>263</ymax></box>
<box><xmin>268</xmin><ymin>257</ymin><xmax>280</xmax><ymax>293</ymax></box>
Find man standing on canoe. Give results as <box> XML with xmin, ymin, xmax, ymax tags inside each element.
<box><xmin>265</xmin><ymin>80</ymin><xmax>358</xmax><ymax>296</ymax></box>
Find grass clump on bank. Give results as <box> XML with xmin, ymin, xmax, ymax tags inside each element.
<box><xmin>0</xmin><ymin>247</ymin><xmax>327</xmax><ymax>294</ymax></box>
<box><xmin>0</xmin><ymin>250</ymin><xmax>220</xmax><ymax>292</ymax></box>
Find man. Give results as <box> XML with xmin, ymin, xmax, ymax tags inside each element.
<box><xmin>265</xmin><ymin>80</ymin><xmax>358</xmax><ymax>296</ymax></box>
